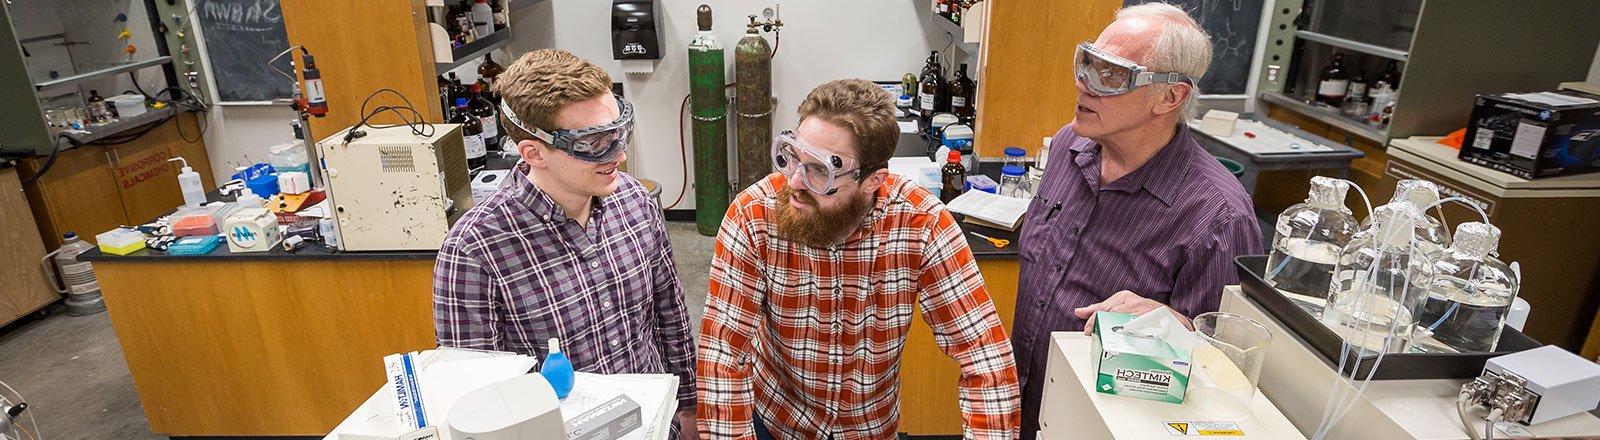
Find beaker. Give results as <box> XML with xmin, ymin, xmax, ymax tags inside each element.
<box><xmin>1188</xmin><ymin>312</ymin><xmax>1273</xmax><ymax>421</ymax></box>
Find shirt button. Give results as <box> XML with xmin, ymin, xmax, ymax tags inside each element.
<box><xmin>590</xmin><ymin>261</ymin><xmax>599</xmax><ymax>268</ymax></box>
<box><xmin>603</xmin><ymin>300</ymin><xmax>614</xmax><ymax>308</ymax></box>
<box><xmin>609</xmin><ymin>339</ymin><xmax>620</xmax><ymax>347</ymax></box>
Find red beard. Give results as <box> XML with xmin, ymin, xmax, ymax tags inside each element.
<box><xmin>775</xmin><ymin>186</ymin><xmax>874</xmax><ymax>247</ymax></box>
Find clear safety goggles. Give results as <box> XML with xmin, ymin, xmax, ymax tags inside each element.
<box><xmin>499</xmin><ymin>95</ymin><xmax>634</xmax><ymax>163</ymax></box>
<box><xmin>771</xmin><ymin>130</ymin><xmax>883</xmax><ymax>196</ymax></box>
<box><xmin>1074</xmin><ymin>42</ymin><xmax>1196</xmax><ymax>97</ymax></box>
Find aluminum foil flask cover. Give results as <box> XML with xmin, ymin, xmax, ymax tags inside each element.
<box><xmin>612</xmin><ymin>0</ymin><xmax>663</xmax><ymax>60</ymax></box>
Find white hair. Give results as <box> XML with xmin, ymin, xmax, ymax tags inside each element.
<box><xmin>1116</xmin><ymin>2</ymin><xmax>1213</xmax><ymax>119</ymax></box>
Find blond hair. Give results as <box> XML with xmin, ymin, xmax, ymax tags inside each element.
<box><xmin>493</xmin><ymin>49</ymin><xmax>613</xmax><ymax>141</ymax></box>
<box><xmin>797</xmin><ymin>79</ymin><xmax>898</xmax><ymax>168</ymax></box>
<box><xmin>1117</xmin><ymin>2</ymin><xmax>1212</xmax><ymax>118</ymax></box>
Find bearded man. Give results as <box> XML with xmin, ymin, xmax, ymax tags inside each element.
<box><xmin>694</xmin><ymin>79</ymin><xmax>1020</xmax><ymax>440</ymax></box>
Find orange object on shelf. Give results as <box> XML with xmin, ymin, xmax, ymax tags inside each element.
<box><xmin>1439</xmin><ymin>128</ymin><xmax>1466</xmax><ymax>150</ymax></box>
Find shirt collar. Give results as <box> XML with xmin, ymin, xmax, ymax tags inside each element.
<box><xmin>509</xmin><ymin>162</ymin><xmax>602</xmax><ymax>223</ymax></box>
<box><xmin>1070</xmin><ymin>123</ymin><xmax>1195</xmax><ymax>207</ymax></box>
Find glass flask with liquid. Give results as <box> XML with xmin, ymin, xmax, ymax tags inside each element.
<box><xmin>1264</xmin><ymin>176</ymin><xmax>1360</xmax><ymax>306</ymax></box>
<box><xmin>1361</xmin><ymin>179</ymin><xmax>1450</xmax><ymax>256</ymax></box>
<box><xmin>1321</xmin><ymin>201</ymin><xmax>1436</xmax><ymax>354</ymax></box>
<box><xmin>1415</xmin><ymin>222</ymin><xmax>1518</xmax><ymax>353</ymax></box>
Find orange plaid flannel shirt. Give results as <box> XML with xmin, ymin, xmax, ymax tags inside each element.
<box><xmin>697</xmin><ymin>174</ymin><xmax>1020</xmax><ymax>440</ymax></box>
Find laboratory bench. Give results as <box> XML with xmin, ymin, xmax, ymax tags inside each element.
<box><xmin>79</xmin><ymin>132</ymin><xmax>1023</xmax><ymax>436</ymax></box>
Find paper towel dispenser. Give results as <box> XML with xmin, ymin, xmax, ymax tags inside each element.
<box><xmin>611</xmin><ymin>0</ymin><xmax>662</xmax><ymax>60</ymax></box>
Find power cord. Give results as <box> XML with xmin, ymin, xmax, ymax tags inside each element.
<box><xmin>346</xmin><ymin>88</ymin><xmax>435</xmax><ymax>143</ymax></box>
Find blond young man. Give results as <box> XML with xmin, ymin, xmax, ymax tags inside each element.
<box><xmin>433</xmin><ymin>49</ymin><xmax>698</xmax><ymax>435</ymax></box>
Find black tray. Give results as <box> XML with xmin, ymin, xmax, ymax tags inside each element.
<box><xmin>1235</xmin><ymin>255</ymin><xmax>1542</xmax><ymax>380</ymax></box>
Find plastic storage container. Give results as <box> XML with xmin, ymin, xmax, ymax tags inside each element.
<box><xmin>268</xmin><ymin>142</ymin><xmax>312</xmax><ymax>178</ymax></box>
<box><xmin>999</xmin><ymin>165</ymin><xmax>1031</xmax><ymax>198</ymax></box>
<box><xmin>108</xmin><ymin>94</ymin><xmax>147</xmax><ymax>118</ymax></box>
<box><xmin>96</xmin><ymin>228</ymin><xmax>147</xmax><ymax>256</ymax></box>
<box><xmin>1264</xmin><ymin>176</ymin><xmax>1361</xmax><ymax>303</ymax></box>
<box><xmin>172</xmin><ymin>213</ymin><xmax>219</xmax><ymax>237</ymax></box>
<box><xmin>1003</xmin><ymin>147</ymin><xmax>1027</xmax><ymax>170</ymax></box>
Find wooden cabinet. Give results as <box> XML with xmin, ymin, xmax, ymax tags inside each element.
<box><xmin>898</xmin><ymin>259</ymin><xmax>1019</xmax><ymax>435</ymax></box>
<box><xmin>19</xmin><ymin>114</ymin><xmax>214</xmax><ymax>249</ymax></box>
<box><xmin>0</xmin><ymin>167</ymin><xmax>58</xmax><ymax>326</ymax></box>
<box><xmin>974</xmin><ymin>0</ymin><xmax>1120</xmax><ymax>158</ymax></box>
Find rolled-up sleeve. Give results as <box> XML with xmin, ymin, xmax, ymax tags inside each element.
<box><xmin>433</xmin><ymin>234</ymin><xmax>499</xmax><ymax>350</ymax></box>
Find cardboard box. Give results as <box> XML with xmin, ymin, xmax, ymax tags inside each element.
<box><xmin>1460</xmin><ymin>90</ymin><xmax>1600</xmax><ymax>179</ymax></box>
<box><xmin>1090</xmin><ymin>311</ymin><xmax>1194</xmax><ymax>404</ymax></box>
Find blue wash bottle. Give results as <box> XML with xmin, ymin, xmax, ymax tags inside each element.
<box><xmin>540</xmin><ymin>338</ymin><xmax>575</xmax><ymax>399</ymax></box>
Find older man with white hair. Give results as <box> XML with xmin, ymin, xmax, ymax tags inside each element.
<box><xmin>1010</xmin><ymin>3</ymin><xmax>1262</xmax><ymax>436</ymax></box>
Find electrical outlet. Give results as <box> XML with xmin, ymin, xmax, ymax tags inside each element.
<box><xmin>1267</xmin><ymin>65</ymin><xmax>1281</xmax><ymax>84</ymax></box>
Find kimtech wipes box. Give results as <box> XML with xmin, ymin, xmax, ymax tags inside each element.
<box><xmin>1091</xmin><ymin>311</ymin><xmax>1200</xmax><ymax>404</ymax></box>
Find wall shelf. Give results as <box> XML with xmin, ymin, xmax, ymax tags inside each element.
<box><xmin>34</xmin><ymin>56</ymin><xmax>173</xmax><ymax>91</ymax></box>
<box><xmin>1259</xmin><ymin>91</ymin><xmax>1387</xmax><ymax>144</ymax></box>
<box><xmin>1294</xmin><ymin>30</ymin><xmax>1409</xmax><ymax>61</ymax></box>
<box><xmin>435</xmin><ymin>29</ymin><xmax>511</xmax><ymax>73</ymax></box>
<box><xmin>59</xmin><ymin>107</ymin><xmax>178</xmax><ymax>146</ymax></box>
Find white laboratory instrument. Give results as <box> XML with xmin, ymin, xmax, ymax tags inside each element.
<box><xmin>1219</xmin><ymin>286</ymin><xmax>1600</xmax><ymax>439</ymax></box>
<box><xmin>447</xmin><ymin>374</ymin><xmax>565</xmax><ymax>440</ymax></box>
<box><xmin>317</xmin><ymin>124</ymin><xmax>472</xmax><ymax>251</ymax></box>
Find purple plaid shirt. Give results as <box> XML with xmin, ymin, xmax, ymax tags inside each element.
<box><xmin>433</xmin><ymin>164</ymin><xmax>696</xmax><ymax>407</ymax></box>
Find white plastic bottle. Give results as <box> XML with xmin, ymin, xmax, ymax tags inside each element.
<box><xmin>471</xmin><ymin>0</ymin><xmax>494</xmax><ymax>38</ymax></box>
<box><xmin>43</xmin><ymin>232</ymin><xmax>106</xmax><ymax>315</ymax></box>
<box><xmin>168</xmin><ymin>157</ymin><xmax>206</xmax><ymax>207</ymax></box>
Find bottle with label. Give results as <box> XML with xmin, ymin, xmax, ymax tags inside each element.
<box><xmin>1316</xmin><ymin>52</ymin><xmax>1349</xmax><ymax>107</ymax></box>
<box><xmin>950</xmin><ymin>63</ymin><xmax>976</xmax><ymax>122</ymax></box>
<box><xmin>1377</xmin><ymin>60</ymin><xmax>1402</xmax><ymax>91</ymax></box>
<box><xmin>1344</xmin><ymin>71</ymin><xmax>1369</xmax><ymax>115</ymax></box>
<box><xmin>451</xmin><ymin>98</ymin><xmax>486</xmax><ymax>170</ymax></box>
<box><xmin>940</xmin><ymin>150</ymin><xmax>965</xmax><ymax>204</ymax></box>
<box><xmin>490</xmin><ymin>0</ymin><xmax>507</xmax><ymax>30</ymax></box>
<box><xmin>918</xmin><ymin>51</ymin><xmax>947</xmax><ymax>131</ymax></box>
<box><xmin>86</xmin><ymin>89</ymin><xmax>111</xmax><ymax>124</ymax></box>
<box><xmin>471</xmin><ymin>0</ymin><xmax>493</xmax><ymax>38</ymax></box>
<box><xmin>469</xmin><ymin>83</ymin><xmax>499</xmax><ymax>151</ymax></box>
<box><xmin>45</xmin><ymin>232</ymin><xmax>106</xmax><ymax>315</ymax></box>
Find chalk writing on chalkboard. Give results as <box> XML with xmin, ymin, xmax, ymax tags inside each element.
<box><xmin>196</xmin><ymin>0</ymin><xmax>294</xmax><ymax>102</ymax></box>
<box><xmin>1123</xmin><ymin>0</ymin><xmax>1264</xmax><ymax>95</ymax></box>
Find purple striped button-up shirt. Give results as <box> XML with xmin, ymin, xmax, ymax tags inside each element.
<box><xmin>1012</xmin><ymin>123</ymin><xmax>1261</xmax><ymax>436</ymax></box>
<box><xmin>433</xmin><ymin>164</ymin><xmax>697</xmax><ymax>407</ymax></box>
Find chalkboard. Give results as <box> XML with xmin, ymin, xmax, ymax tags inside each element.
<box><xmin>195</xmin><ymin>0</ymin><xmax>294</xmax><ymax>102</ymax></box>
<box><xmin>1124</xmin><ymin>0</ymin><xmax>1264</xmax><ymax>95</ymax></box>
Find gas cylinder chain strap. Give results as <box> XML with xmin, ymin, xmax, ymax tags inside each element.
<box><xmin>736</xmin><ymin>96</ymin><xmax>778</xmax><ymax>118</ymax></box>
